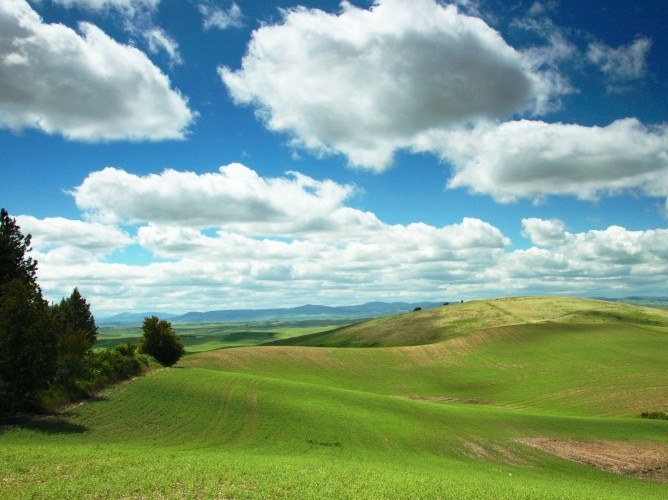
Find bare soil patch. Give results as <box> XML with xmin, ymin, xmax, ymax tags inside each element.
<box><xmin>518</xmin><ymin>438</ymin><xmax>668</xmax><ymax>483</ymax></box>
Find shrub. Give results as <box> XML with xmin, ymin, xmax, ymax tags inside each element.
<box><xmin>140</xmin><ymin>316</ymin><xmax>184</xmax><ymax>367</ymax></box>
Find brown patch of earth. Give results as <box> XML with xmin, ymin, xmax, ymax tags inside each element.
<box><xmin>517</xmin><ymin>438</ymin><xmax>668</xmax><ymax>483</ymax></box>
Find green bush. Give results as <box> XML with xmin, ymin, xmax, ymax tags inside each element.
<box><xmin>140</xmin><ymin>316</ymin><xmax>185</xmax><ymax>367</ymax></box>
<box><xmin>76</xmin><ymin>349</ymin><xmax>148</xmax><ymax>394</ymax></box>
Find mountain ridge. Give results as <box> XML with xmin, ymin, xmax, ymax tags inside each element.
<box><xmin>98</xmin><ymin>301</ymin><xmax>444</xmax><ymax>325</ymax></box>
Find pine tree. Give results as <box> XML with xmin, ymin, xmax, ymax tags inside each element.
<box><xmin>51</xmin><ymin>288</ymin><xmax>98</xmax><ymax>385</ymax></box>
<box><xmin>0</xmin><ymin>209</ymin><xmax>57</xmax><ymax>414</ymax></box>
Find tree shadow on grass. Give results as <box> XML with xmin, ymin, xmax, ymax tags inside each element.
<box><xmin>19</xmin><ymin>417</ymin><xmax>88</xmax><ymax>434</ymax></box>
<box><xmin>0</xmin><ymin>397</ymin><xmax>104</xmax><ymax>435</ymax></box>
<box><xmin>0</xmin><ymin>414</ymin><xmax>88</xmax><ymax>435</ymax></box>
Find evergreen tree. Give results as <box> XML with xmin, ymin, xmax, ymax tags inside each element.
<box><xmin>52</xmin><ymin>288</ymin><xmax>98</xmax><ymax>345</ymax></box>
<box><xmin>0</xmin><ymin>208</ymin><xmax>38</xmax><ymax>288</ymax></box>
<box><xmin>140</xmin><ymin>316</ymin><xmax>184</xmax><ymax>367</ymax></box>
<box><xmin>51</xmin><ymin>288</ymin><xmax>98</xmax><ymax>385</ymax></box>
<box><xmin>0</xmin><ymin>209</ymin><xmax>57</xmax><ymax>413</ymax></box>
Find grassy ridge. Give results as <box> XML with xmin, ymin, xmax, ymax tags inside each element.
<box><xmin>191</xmin><ymin>321</ymin><xmax>668</xmax><ymax>416</ymax></box>
<box><xmin>2</xmin><ymin>296</ymin><xmax>667</xmax><ymax>497</ymax></box>
<box><xmin>269</xmin><ymin>296</ymin><xmax>668</xmax><ymax>347</ymax></box>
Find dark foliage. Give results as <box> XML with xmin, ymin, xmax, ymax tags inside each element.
<box><xmin>51</xmin><ymin>288</ymin><xmax>99</xmax><ymax>386</ymax></box>
<box><xmin>76</xmin><ymin>348</ymin><xmax>148</xmax><ymax>393</ymax></box>
<box><xmin>0</xmin><ymin>208</ymin><xmax>38</xmax><ymax>288</ymax></box>
<box><xmin>140</xmin><ymin>316</ymin><xmax>185</xmax><ymax>367</ymax></box>
<box><xmin>0</xmin><ymin>279</ymin><xmax>58</xmax><ymax>414</ymax></box>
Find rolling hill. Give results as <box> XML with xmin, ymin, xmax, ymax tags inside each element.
<box><xmin>2</xmin><ymin>296</ymin><xmax>667</xmax><ymax>498</ymax></box>
<box><xmin>98</xmin><ymin>301</ymin><xmax>443</xmax><ymax>325</ymax></box>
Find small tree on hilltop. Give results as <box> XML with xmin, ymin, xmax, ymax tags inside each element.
<box><xmin>140</xmin><ymin>316</ymin><xmax>184</xmax><ymax>367</ymax></box>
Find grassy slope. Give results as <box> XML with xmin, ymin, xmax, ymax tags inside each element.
<box><xmin>269</xmin><ymin>296</ymin><xmax>668</xmax><ymax>347</ymax></box>
<box><xmin>2</xmin><ymin>297</ymin><xmax>667</xmax><ymax>498</ymax></box>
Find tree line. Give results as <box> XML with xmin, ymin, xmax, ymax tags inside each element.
<box><xmin>0</xmin><ymin>208</ymin><xmax>184</xmax><ymax>416</ymax></box>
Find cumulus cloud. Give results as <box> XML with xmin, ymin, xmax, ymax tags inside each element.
<box><xmin>22</xmin><ymin>165</ymin><xmax>668</xmax><ymax>313</ymax></box>
<box><xmin>510</xmin><ymin>220</ymin><xmax>668</xmax><ymax>287</ymax></box>
<box><xmin>0</xmin><ymin>0</ymin><xmax>193</xmax><ymax>140</ymax></box>
<box><xmin>199</xmin><ymin>1</ymin><xmax>243</xmax><ymax>31</ymax></box>
<box><xmin>72</xmin><ymin>163</ymin><xmax>360</xmax><ymax>234</ymax></box>
<box><xmin>521</xmin><ymin>218</ymin><xmax>567</xmax><ymax>246</ymax></box>
<box><xmin>16</xmin><ymin>215</ymin><xmax>133</xmax><ymax>254</ymax></box>
<box><xmin>588</xmin><ymin>37</ymin><xmax>651</xmax><ymax>84</ymax></box>
<box><xmin>220</xmin><ymin>0</ymin><xmax>561</xmax><ymax>170</ymax></box>
<box><xmin>414</xmin><ymin>118</ymin><xmax>668</xmax><ymax>203</ymax></box>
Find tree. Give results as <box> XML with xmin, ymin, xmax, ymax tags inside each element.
<box><xmin>0</xmin><ymin>208</ymin><xmax>38</xmax><ymax>288</ymax></box>
<box><xmin>0</xmin><ymin>280</ymin><xmax>58</xmax><ymax>414</ymax></box>
<box><xmin>53</xmin><ymin>288</ymin><xmax>98</xmax><ymax>344</ymax></box>
<box><xmin>0</xmin><ymin>209</ymin><xmax>58</xmax><ymax>414</ymax></box>
<box><xmin>140</xmin><ymin>316</ymin><xmax>184</xmax><ymax>367</ymax></box>
<box><xmin>50</xmin><ymin>288</ymin><xmax>99</xmax><ymax>386</ymax></box>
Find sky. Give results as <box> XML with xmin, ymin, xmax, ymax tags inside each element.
<box><xmin>1</xmin><ymin>0</ymin><xmax>667</xmax><ymax>315</ymax></box>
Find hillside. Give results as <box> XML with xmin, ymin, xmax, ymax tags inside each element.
<box><xmin>2</xmin><ymin>296</ymin><xmax>667</xmax><ymax>498</ymax></box>
<box><xmin>99</xmin><ymin>301</ymin><xmax>442</xmax><ymax>325</ymax></box>
<box><xmin>269</xmin><ymin>296</ymin><xmax>668</xmax><ymax>347</ymax></box>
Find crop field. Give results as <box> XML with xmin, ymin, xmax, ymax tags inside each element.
<box><xmin>1</xmin><ymin>297</ymin><xmax>667</xmax><ymax>498</ymax></box>
<box><xmin>96</xmin><ymin>320</ymin><xmax>351</xmax><ymax>353</ymax></box>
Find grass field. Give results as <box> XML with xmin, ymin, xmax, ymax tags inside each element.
<box><xmin>97</xmin><ymin>320</ymin><xmax>352</xmax><ymax>353</ymax></box>
<box><xmin>2</xmin><ymin>297</ymin><xmax>667</xmax><ymax>498</ymax></box>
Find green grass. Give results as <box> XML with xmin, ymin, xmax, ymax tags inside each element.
<box><xmin>2</xmin><ymin>296</ymin><xmax>667</xmax><ymax>498</ymax></box>
<box><xmin>97</xmin><ymin>320</ymin><xmax>349</xmax><ymax>353</ymax></box>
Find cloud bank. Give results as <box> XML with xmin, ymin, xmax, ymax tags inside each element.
<box><xmin>17</xmin><ymin>165</ymin><xmax>668</xmax><ymax>314</ymax></box>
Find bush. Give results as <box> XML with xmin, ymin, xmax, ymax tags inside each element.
<box><xmin>140</xmin><ymin>316</ymin><xmax>184</xmax><ymax>367</ymax></box>
<box><xmin>76</xmin><ymin>349</ymin><xmax>148</xmax><ymax>394</ymax></box>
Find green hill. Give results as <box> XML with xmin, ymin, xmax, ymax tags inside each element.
<box><xmin>1</xmin><ymin>296</ymin><xmax>667</xmax><ymax>498</ymax></box>
<box><xmin>268</xmin><ymin>296</ymin><xmax>668</xmax><ymax>347</ymax></box>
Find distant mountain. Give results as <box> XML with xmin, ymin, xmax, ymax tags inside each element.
<box><xmin>98</xmin><ymin>301</ymin><xmax>444</xmax><ymax>325</ymax></box>
<box><xmin>592</xmin><ymin>296</ymin><xmax>668</xmax><ymax>310</ymax></box>
<box><xmin>98</xmin><ymin>312</ymin><xmax>179</xmax><ymax>325</ymax></box>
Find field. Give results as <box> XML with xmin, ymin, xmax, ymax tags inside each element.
<box><xmin>1</xmin><ymin>297</ymin><xmax>667</xmax><ymax>498</ymax></box>
<box><xmin>96</xmin><ymin>320</ymin><xmax>351</xmax><ymax>353</ymax></box>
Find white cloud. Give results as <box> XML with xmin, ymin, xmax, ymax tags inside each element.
<box><xmin>220</xmin><ymin>0</ymin><xmax>562</xmax><ymax>171</ymax></box>
<box><xmin>72</xmin><ymin>163</ymin><xmax>360</xmax><ymax>234</ymax></box>
<box><xmin>144</xmin><ymin>27</ymin><xmax>182</xmax><ymax>66</ymax></box>
<box><xmin>49</xmin><ymin>0</ymin><xmax>160</xmax><ymax>13</ymax></box>
<box><xmin>24</xmin><ymin>165</ymin><xmax>668</xmax><ymax>314</ymax></box>
<box><xmin>50</xmin><ymin>0</ymin><xmax>184</xmax><ymax>65</ymax></box>
<box><xmin>414</xmin><ymin>118</ymin><xmax>668</xmax><ymax>204</ymax></box>
<box><xmin>199</xmin><ymin>1</ymin><xmax>243</xmax><ymax>31</ymax></box>
<box><xmin>588</xmin><ymin>37</ymin><xmax>651</xmax><ymax>82</ymax></box>
<box><xmin>510</xmin><ymin>220</ymin><xmax>668</xmax><ymax>287</ymax></box>
<box><xmin>0</xmin><ymin>0</ymin><xmax>194</xmax><ymax>141</ymax></box>
<box><xmin>16</xmin><ymin>215</ymin><xmax>133</xmax><ymax>254</ymax></box>
<box><xmin>521</xmin><ymin>218</ymin><xmax>566</xmax><ymax>246</ymax></box>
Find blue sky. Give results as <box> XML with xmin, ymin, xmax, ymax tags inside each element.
<box><xmin>1</xmin><ymin>0</ymin><xmax>667</xmax><ymax>315</ymax></box>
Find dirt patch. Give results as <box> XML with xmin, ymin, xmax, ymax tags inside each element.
<box><xmin>518</xmin><ymin>438</ymin><xmax>668</xmax><ymax>483</ymax></box>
